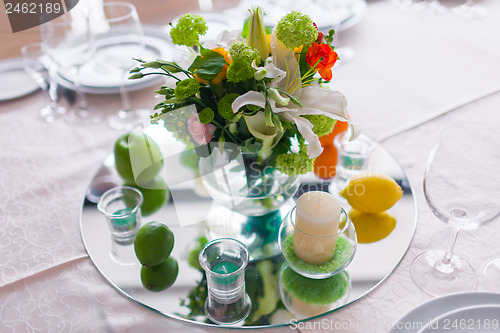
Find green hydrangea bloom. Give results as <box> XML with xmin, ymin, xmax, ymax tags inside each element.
<box><xmin>276</xmin><ymin>153</ymin><xmax>314</xmax><ymax>176</ymax></box>
<box><xmin>302</xmin><ymin>115</ymin><xmax>336</xmax><ymax>137</ymax></box>
<box><xmin>227</xmin><ymin>60</ymin><xmax>255</xmax><ymax>83</ymax></box>
<box><xmin>170</xmin><ymin>14</ymin><xmax>208</xmax><ymax>47</ymax></box>
<box><xmin>229</xmin><ymin>42</ymin><xmax>260</xmax><ymax>64</ymax></box>
<box><xmin>217</xmin><ymin>93</ymin><xmax>239</xmax><ymax>120</ymax></box>
<box><xmin>275</xmin><ymin>11</ymin><xmax>318</xmax><ymax>49</ymax></box>
<box><xmin>199</xmin><ymin>108</ymin><xmax>214</xmax><ymax>124</ymax></box>
<box><xmin>174</xmin><ymin>78</ymin><xmax>200</xmax><ymax>100</ymax></box>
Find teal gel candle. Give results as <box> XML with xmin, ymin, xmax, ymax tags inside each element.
<box><xmin>111</xmin><ymin>208</ymin><xmax>137</xmax><ymax>231</ymax></box>
<box><xmin>212</xmin><ymin>261</ymin><xmax>240</xmax><ymax>285</ymax></box>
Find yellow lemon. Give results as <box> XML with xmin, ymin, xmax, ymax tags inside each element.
<box><xmin>340</xmin><ymin>173</ymin><xmax>403</xmax><ymax>213</ymax></box>
<box><xmin>348</xmin><ymin>209</ymin><xmax>397</xmax><ymax>243</ymax></box>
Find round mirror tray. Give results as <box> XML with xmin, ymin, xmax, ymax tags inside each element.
<box><xmin>80</xmin><ymin>137</ymin><xmax>416</xmax><ymax>328</ymax></box>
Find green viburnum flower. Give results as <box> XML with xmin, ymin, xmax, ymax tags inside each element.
<box><xmin>275</xmin><ymin>11</ymin><xmax>318</xmax><ymax>49</ymax></box>
<box><xmin>170</xmin><ymin>14</ymin><xmax>208</xmax><ymax>47</ymax></box>
<box><xmin>199</xmin><ymin>108</ymin><xmax>214</xmax><ymax>124</ymax></box>
<box><xmin>302</xmin><ymin>115</ymin><xmax>337</xmax><ymax>137</ymax></box>
<box><xmin>217</xmin><ymin>93</ymin><xmax>240</xmax><ymax>120</ymax></box>
<box><xmin>229</xmin><ymin>42</ymin><xmax>260</xmax><ymax>65</ymax></box>
<box><xmin>276</xmin><ymin>152</ymin><xmax>315</xmax><ymax>176</ymax></box>
<box><xmin>174</xmin><ymin>78</ymin><xmax>200</xmax><ymax>100</ymax></box>
<box><xmin>227</xmin><ymin>60</ymin><xmax>255</xmax><ymax>83</ymax></box>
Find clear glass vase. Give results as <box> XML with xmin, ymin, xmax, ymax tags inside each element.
<box><xmin>199</xmin><ymin>145</ymin><xmax>300</xmax><ymax>216</ymax></box>
<box><xmin>198</xmin><ymin>144</ymin><xmax>300</xmax><ymax>260</ymax></box>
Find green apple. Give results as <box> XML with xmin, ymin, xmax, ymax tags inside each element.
<box><xmin>114</xmin><ymin>132</ymin><xmax>163</xmax><ymax>185</ymax></box>
<box><xmin>125</xmin><ymin>177</ymin><xmax>170</xmax><ymax>217</ymax></box>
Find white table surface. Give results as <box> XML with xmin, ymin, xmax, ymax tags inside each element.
<box><xmin>1</xmin><ymin>0</ymin><xmax>500</xmax><ymax>332</ymax></box>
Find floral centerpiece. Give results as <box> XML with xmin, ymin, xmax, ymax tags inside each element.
<box><xmin>130</xmin><ymin>8</ymin><xmax>353</xmax><ymax>177</ymax></box>
<box><xmin>130</xmin><ymin>7</ymin><xmax>355</xmax><ymax>259</ymax></box>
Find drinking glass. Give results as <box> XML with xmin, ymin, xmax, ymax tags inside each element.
<box><xmin>199</xmin><ymin>238</ymin><xmax>251</xmax><ymax>325</ymax></box>
<box><xmin>411</xmin><ymin>122</ymin><xmax>500</xmax><ymax>296</ymax></box>
<box><xmin>89</xmin><ymin>2</ymin><xmax>150</xmax><ymax>131</ymax></box>
<box><xmin>41</xmin><ymin>10</ymin><xmax>101</xmax><ymax>125</ymax></box>
<box><xmin>21</xmin><ymin>42</ymin><xmax>65</xmax><ymax>123</ymax></box>
<box><xmin>453</xmin><ymin>0</ymin><xmax>487</xmax><ymax>20</ymax></box>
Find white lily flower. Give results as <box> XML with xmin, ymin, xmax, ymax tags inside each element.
<box><xmin>251</xmin><ymin>58</ymin><xmax>286</xmax><ymax>86</ymax></box>
<box><xmin>232</xmin><ymin>86</ymin><xmax>354</xmax><ymax>159</ymax></box>
<box><xmin>247</xmin><ymin>7</ymin><xmax>269</xmax><ymax>61</ymax></box>
<box><xmin>203</xmin><ymin>29</ymin><xmax>243</xmax><ymax>50</ymax></box>
<box><xmin>242</xmin><ymin>112</ymin><xmax>284</xmax><ymax>153</ymax></box>
<box><xmin>270</xmin><ymin>28</ymin><xmax>302</xmax><ymax>96</ymax></box>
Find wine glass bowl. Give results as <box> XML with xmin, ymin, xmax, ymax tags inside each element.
<box><xmin>21</xmin><ymin>42</ymin><xmax>66</xmax><ymax>123</ymax></box>
<box><xmin>41</xmin><ymin>10</ymin><xmax>100</xmax><ymax>125</ymax></box>
<box><xmin>89</xmin><ymin>2</ymin><xmax>150</xmax><ymax>131</ymax></box>
<box><xmin>412</xmin><ymin>122</ymin><xmax>500</xmax><ymax>296</ymax></box>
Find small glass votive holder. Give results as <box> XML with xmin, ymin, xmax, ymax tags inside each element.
<box><xmin>278</xmin><ymin>206</ymin><xmax>357</xmax><ymax>279</ymax></box>
<box><xmin>97</xmin><ymin>186</ymin><xmax>143</xmax><ymax>246</ymax></box>
<box><xmin>333</xmin><ymin>132</ymin><xmax>376</xmax><ymax>190</ymax></box>
<box><xmin>279</xmin><ymin>265</ymin><xmax>351</xmax><ymax>319</ymax></box>
<box><xmin>199</xmin><ymin>238</ymin><xmax>252</xmax><ymax>325</ymax></box>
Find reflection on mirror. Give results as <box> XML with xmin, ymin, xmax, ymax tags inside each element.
<box><xmin>80</xmin><ymin>126</ymin><xmax>416</xmax><ymax>328</ymax></box>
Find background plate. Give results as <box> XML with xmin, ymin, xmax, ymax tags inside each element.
<box><xmin>0</xmin><ymin>58</ymin><xmax>39</xmax><ymax>101</ymax></box>
<box><xmin>55</xmin><ymin>25</ymin><xmax>177</xmax><ymax>94</ymax></box>
<box><xmin>389</xmin><ymin>292</ymin><xmax>500</xmax><ymax>332</ymax></box>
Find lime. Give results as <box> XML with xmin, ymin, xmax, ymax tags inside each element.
<box><xmin>140</xmin><ymin>256</ymin><xmax>178</xmax><ymax>292</ymax></box>
<box><xmin>114</xmin><ymin>132</ymin><xmax>163</xmax><ymax>185</ymax></box>
<box><xmin>134</xmin><ymin>221</ymin><xmax>174</xmax><ymax>267</ymax></box>
<box><xmin>125</xmin><ymin>177</ymin><xmax>170</xmax><ymax>217</ymax></box>
<box><xmin>340</xmin><ymin>173</ymin><xmax>403</xmax><ymax>213</ymax></box>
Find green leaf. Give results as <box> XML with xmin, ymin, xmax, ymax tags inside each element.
<box><xmin>159</xmin><ymin>61</ymin><xmax>184</xmax><ymax>73</ymax></box>
<box><xmin>188</xmin><ymin>48</ymin><xmax>227</xmax><ymax>80</ymax></box>
<box><xmin>128</xmin><ymin>73</ymin><xmax>144</xmax><ymax>80</ymax></box>
<box><xmin>142</xmin><ymin>61</ymin><xmax>162</xmax><ymax>68</ymax></box>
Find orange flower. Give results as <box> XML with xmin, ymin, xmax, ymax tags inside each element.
<box><xmin>194</xmin><ymin>47</ymin><xmax>231</xmax><ymax>85</ymax></box>
<box><xmin>305</xmin><ymin>43</ymin><xmax>338</xmax><ymax>81</ymax></box>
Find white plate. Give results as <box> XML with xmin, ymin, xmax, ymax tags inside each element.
<box><xmin>55</xmin><ymin>25</ymin><xmax>177</xmax><ymax>94</ymax></box>
<box><xmin>0</xmin><ymin>58</ymin><xmax>39</xmax><ymax>101</ymax></box>
<box><xmin>389</xmin><ymin>292</ymin><xmax>500</xmax><ymax>333</ymax></box>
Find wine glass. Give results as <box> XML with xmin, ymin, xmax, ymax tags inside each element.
<box><xmin>41</xmin><ymin>9</ymin><xmax>101</xmax><ymax>125</ymax></box>
<box><xmin>89</xmin><ymin>2</ymin><xmax>150</xmax><ymax>131</ymax></box>
<box><xmin>21</xmin><ymin>42</ymin><xmax>65</xmax><ymax>123</ymax></box>
<box><xmin>453</xmin><ymin>0</ymin><xmax>487</xmax><ymax>20</ymax></box>
<box><xmin>411</xmin><ymin>122</ymin><xmax>500</xmax><ymax>296</ymax></box>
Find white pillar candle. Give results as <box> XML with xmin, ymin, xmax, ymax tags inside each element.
<box><xmin>293</xmin><ymin>191</ymin><xmax>341</xmax><ymax>265</ymax></box>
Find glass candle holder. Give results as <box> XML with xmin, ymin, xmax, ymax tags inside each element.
<box><xmin>279</xmin><ymin>265</ymin><xmax>351</xmax><ymax>319</ymax></box>
<box><xmin>333</xmin><ymin>132</ymin><xmax>375</xmax><ymax>189</ymax></box>
<box><xmin>199</xmin><ymin>238</ymin><xmax>251</xmax><ymax>325</ymax></box>
<box><xmin>97</xmin><ymin>186</ymin><xmax>143</xmax><ymax>246</ymax></box>
<box><xmin>279</xmin><ymin>206</ymin><xmax>357</xmax><ymax>279</ymax></box>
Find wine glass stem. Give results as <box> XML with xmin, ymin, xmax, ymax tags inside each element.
<box><xmin>73</xmin><ymin>66</ymin><xmax>89</xmax><ymax>110</ymax></box>
<box><xmin>119</xmin><ymin>70</ymin><xmax>132</xmax><ymax>112</ymax></box>
<box><xmin>437</xmin><ymin>226</ymin><xmax>460</xmax><ymax>273</ymax></box>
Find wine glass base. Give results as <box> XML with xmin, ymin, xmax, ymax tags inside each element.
<box><xmin>65</xmin><ymin>107</ymin><xmax>102</xmax><ymax>125</ymax></box>
<box><xmin>107</xmin><ymin>109</ymin><xmax>151</xmax><ymax>131</ymax></box>
<box><xmin>483</xmin><ymin>258</ymin><xmax>500</xmax><ymax>291</ymax></box>
<box><xmin>411</xmin><ymin>249</ymin><xmax>477</xmax><ymax>296</ymax></box>
<box><xmin>453</xmin><ymin>4</ymin><xmax>487</xmax><ymax>20</ymax></box>
<box><xmin>39</xmin><ymin>105</ymin><xmax>65</xmax><ymax>123</ymax></box>
<box><xmin>425</xmin><ymin>1</ymin><xmax>447</xmax><ymax>15</ymax></box>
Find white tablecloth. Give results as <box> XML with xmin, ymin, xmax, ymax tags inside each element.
<box><xmin>1</xmin><ymin>0</ymin><xmax>500</xmax><ymax>332</ymax></box>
